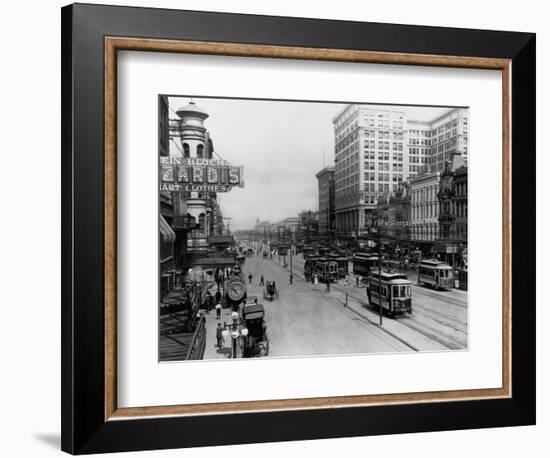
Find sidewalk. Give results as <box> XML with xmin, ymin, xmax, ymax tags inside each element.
<box><xmin>202</xmin><ymin>305</ymin><xmax>235</xmax><ymax>359</ymax></box>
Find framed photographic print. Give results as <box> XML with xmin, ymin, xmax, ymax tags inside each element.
<box><xmin>61</xmin><ymin>3</ymin><xmax>536</xmax><ymax>454</ymax></box>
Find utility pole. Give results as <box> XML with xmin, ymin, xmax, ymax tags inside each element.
<box><xmin>371</xmin><ymin>217</ymin><xmax>383</xmax><ymax>327</ymax></box>
<box><xmin>377</xmin><ymin>221</ymin><xmax>383</xmax><ymax>326</ymax></box>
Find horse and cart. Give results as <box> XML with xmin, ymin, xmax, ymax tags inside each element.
<box><xmin>262</xmin><ymin>280</ymin><xmax>279</xmax><ymax>301</ymax></box>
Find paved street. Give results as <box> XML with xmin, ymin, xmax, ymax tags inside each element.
<box><xmin>201</xmin><ymin>250</ymin><xmax>468</xmax><ymax>360</ymax></box>
<box><xmin>203</xmin><ymin>254</ymin><xmax>414</xmax><ymax>360</ymax></box>
<box><xmin>285</xmin><ymin>252</ymin><xmax>468</xmax><ymax>351</ymax></box>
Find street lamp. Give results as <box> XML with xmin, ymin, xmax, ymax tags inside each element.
<box><xmin>229</xmin><ymin>310</ymin><xmax>248</xmax><ymax>358</ymax></box>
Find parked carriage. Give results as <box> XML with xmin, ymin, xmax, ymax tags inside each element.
<box><xmin>242</xmin><ymin>303</ymin><xmax>269</xmax><ymax>357</ymax></box>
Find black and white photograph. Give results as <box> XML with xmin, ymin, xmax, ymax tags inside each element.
<box><xmin>158</xmin><ymin>96</ymin><xmax>469</xmax><ymax>362</ymax></box>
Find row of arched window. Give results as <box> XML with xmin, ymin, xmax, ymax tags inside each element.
<box><xmin>182</xmin><ymin>143</ymin><xmax>206</xmax><ymax>158</ymax></box>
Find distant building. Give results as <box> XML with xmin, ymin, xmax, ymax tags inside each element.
<box><xmin>453</xmin><ymin>166</ymin><xmax>468</xmax><ymax>243</ymax></box>
<box><xmin>376</xmin><ymin>185</ymin><xmax>410</xmax><ymax>241</ymax></box>
<box><xmin>275</xmin><ymin>217</ymin><xmax>300</xmax><ymax>242</ymax></box>
<box><xmin>316</xmin><ymin>166</ymin><xmax>335</xmax><ymax>239</ymax></box>
<box><xmin>435</xmin><ymin>153</ymin><xmax>468</xmax><ymax>265</ymax></box>
<box><xmin>297</xmin><ymin>210</ymin><xmax>319</xmax><ymax>243</ymax></box>
<box><xmin>410</xmin><ymin>167</ymin><xmax>440</xmax><ymax>251</ymax></box>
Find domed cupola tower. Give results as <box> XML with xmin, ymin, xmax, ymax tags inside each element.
<box><xmin>173</xmin><ymin>100</ymin><xmax>213</xmax><ymax>252</ymax></box>
<box><xmin>175</xmin><ymin>101</ymin><xmax>211</xmax><ymax>160</ymax></box>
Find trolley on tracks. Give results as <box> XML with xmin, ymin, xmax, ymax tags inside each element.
<box><xmin>352</xmin><ymin>252</ymin><xmax>379</xmax><ymax>278</ymax></box>
<box><xmin>417</xmin><ymin>259</ymin><xmax>454</xmax><ymax>290</ymax></box>
<box><xmin>366</xmin><ymin>271</ymin><xmax>413</xmax><ymax>317</ymax></box>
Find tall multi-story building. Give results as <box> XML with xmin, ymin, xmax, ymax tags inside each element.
<box><xmin>333</xmin><ymin>105</ymin><xmax>469</xmax><ymax>238</ymax></box>
<box><xmin>406</xmin><ymin>121</ymin><xmax>432</xmax><ymax>178</ymax></box>
<box><xmin>333</xmin><ymin>105</ymin><xmax>408</xmax><ymax>236</ymax></box>
<box><xmin>316</xmin><ymin>166</ymin><xmax>335</xmax><ymax>239</ymax></box>
<box><xmin>429</xmin><ymin>108</ymin><xmax>469</xmax><ymax>172</ymax></box>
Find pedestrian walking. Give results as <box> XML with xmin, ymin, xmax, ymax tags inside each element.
<box><xmin>345</xmin><ymin>274</ymin><xmax>349</xmax><ymax>287</ymax></box>
<box><xmin>289</xmin><ymin>273</ymin><xmax>293</xmax><ymax>285</ymax></box>
<box><xmin>326</xmin><ymin>279</ymin><xmax>331</xmax><ymax>293</ymax></box>
<box><xmin>215</xmin><ymin>302</ymin><xmax>222</xmax><ymax>320</ymax></box>
<box><xmin>356</xmin><ymin>275</ymin><xmax>360</xmax><ymax>287</ymax></box>
<box><xmin>260</xmin><ymin>275</ymin><xmax>264</xmax><ymax>286</ymax></box>
<box><xmin>248</xmin><ymin>272</ymin><xmax>253</xmax><ymax>284</ymax></box>
<box><xmin>216</xmin><ymin>323</ymin><xmax>224</xmax><ymax>348</ymax></box>
<box><xmin>205</xmin><ymin>291</ymin><xmax>213</xmax><ymax>313</ymax></box>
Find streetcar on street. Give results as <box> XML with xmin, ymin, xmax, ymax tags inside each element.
<box><xmin>304</xmin><ymin>255</ymin><xmax>338</xmax><ymax>283</ymax></box>
<box><xmin>417</xmin><ymin>259</ymin><xmax>454</xmax><ymax>290</ymax></box>
<box><xmin>314</xmin><ymin>257</ymin><xmax>338</xmax><ymax>283</ymax></box>
<box><xmin>352</xmin><ymin>252</ymin><xmax>379</xmax><ymax>277</ymax></box>
<box><xmin>366</xmin><ymin>271</ymin><xmax>413</xmax><ymax>316</ymax></box>
<box><xmin>329</xmin><ymin>253</ymin><xmax>349</xmax><ymax>279</ymax></box>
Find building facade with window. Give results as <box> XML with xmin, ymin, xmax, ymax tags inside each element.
<box><xmin>410</xmin><ymin>168</ymin><xmax>441</xmax><ymax>250</ymax></box>
<box><xmin>168</xmin><ymin>101</ymin><xmax>220</xmax><ymax>258</ymax></box>
<box><xmin>333</xmin><ymin>105</ymin><xmax>469</xmax><ymax>240</ymax></box>
<box><xmin>333</xmin><ymin>105</ymin><xmax>409</xmax><ymax>237</ymax></box>
<box><xmin>316</xmin><ymin>166</ymin><xmax>335</xmax><ymax>239</ymax></box>
<box><xmin>429</xmin><ymin>108</ymin><xmax>469</xmax><ymax>172</ymax></box>
<box><xmin>407</xmin><ymin>121</ymin><xmax>432</xmax><ymax>178</ymax></box>
<box><xmin>297</xmin><ymin>210</ymin><xmax>319</xmax><ymax>244</ymax></box>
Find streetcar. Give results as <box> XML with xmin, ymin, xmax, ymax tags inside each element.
<box><xmin>304</xmin><ymin>256</ymin><xmax>337</xmax><ymax>283</ymax></box>
<box><xmin>352</xmin><ymin>252</ymin><xmax>379</xmax><ymax>277</ymax></box>
<box><xmin>417</xmin><ymin>259</ymin><xmax>454</xmax><ymax>290</ymax></box>
<box><xmin>303</xmin><ymin>255</ymin><xmax>321</xmax><ymax>282</ymax></box>
<box><xmin>329</xmin><ymin>253</ymin><xmax>349</xmax><ymax>279</ymax></box>
<box><xmin>302</xmin><ymin>246</ymin><xmax>314</xmax><ymax>258</ymax></box>
<box><xmin>366</xmin><ymin>271</ymin><xmax>412</xmax><ymax>316</ymax></box>
<box><xmin>318</xmin><ymin>246</ymin><xmax>329</xmax><ymax>257</ymax></box>
<box><xmin>314</xmin><ymin>257</ymin><xmax>338</xmax><ymax>283</ymax></box>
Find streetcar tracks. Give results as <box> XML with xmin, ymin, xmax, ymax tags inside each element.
<box><xmin>414</xmin><ymin>286</ymin><xmax>467</xmax><ymax>309</ymax></box>
<box><xmin>265</xmin><ymin>256</ymin><xmax>467</xmax><ymax>352</ymax></box>
<box><xmin>322</xmin><ymin>293</ymin><xmax>419</xmax><ymax>352</ymax></box>
<box><xmin>341</xmin><ymin>288</ymin><xmax>465</xmax><ymax>351</ymax></box>
<box><xmin>412</xmin><ymin>303</ymin><xmax>468</xmax><ymax>330</ymax></box>
<box><xmin>398</xmin><ymin>318</ymin><xmax>466</xmax><ymax>350</ymax></box>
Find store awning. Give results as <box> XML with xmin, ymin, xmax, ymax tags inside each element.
<box><xmin>160</xmin><ymin>215</ymin><xmax>176</xmax><ymax>242</ymax></box>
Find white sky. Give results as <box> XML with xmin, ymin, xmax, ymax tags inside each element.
<box><xmin>168</xmin><ymin>96</ymin><xmax>455</xmax><ymax>230</ymax></box>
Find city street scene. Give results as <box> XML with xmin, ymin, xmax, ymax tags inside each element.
<box><xmin>158</xmin><ymin>96</ymin><xmax>469</xmax><ymax>362</ymax></box>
